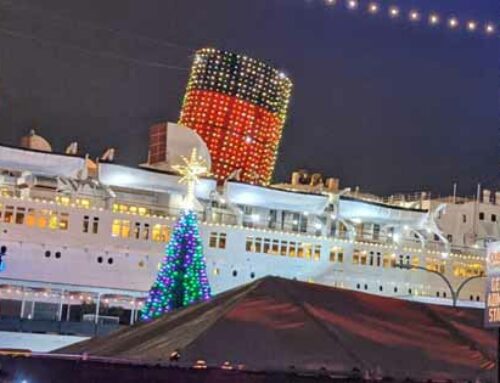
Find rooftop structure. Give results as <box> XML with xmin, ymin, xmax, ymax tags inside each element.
<box><xmin>179</xmin><ymin>48</ymin><xmax>292</xmax><ymax>185</ymax></box>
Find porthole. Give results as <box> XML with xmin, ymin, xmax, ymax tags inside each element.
<box><xmin>108</xmin><ymin>258</ymin><xmax>114</xmax><ymax>265</ymax></box>
<box><xmin>55</xmin><ymin>251</ymin><xmax>61</xmax><ymax>259</ymax></box>
<box><xmin>97</xmin><ymin>256</ymin><xmax>103</xmax><ymax>263</ymax></box>
<box><xmin>364</xmin><ymin>284</ymin><xmax>368</xmax><ymax>290</ymax></box>
<box><xmin>250</xmin><ymin>272</ymin><xmax>255</xmax><ymax>279</ymax></box>
<box><xmin>476</xmin><ymin>296</ymin><xmax>480</xmax><ymax>302</ymax></box>
<box><xmin>443</xmin><ymin>292</ymin><xmax>447</xmax><ymax>298</ymax></box>
<box><xmin>469</xmin><ymin>295</ymin><xmax>474</xmax><ymax>301</ymax></box>
<box><xmin>356</xmin><ymin>283</ymin><xmax>360</xmax><ymax>289</ymax></box>
<box><xmin>379</xmin><ymin>286</ymin><xmax>383</xmax><ymax>292</ymax></box>
<box><xmin>232</xmin><ymin>270</ymin><xmax>237</xmax><ymax>277</ymax></box>
<box><xmin>0</xmin><ymin>245</ymin><xmax>6</xmax><ymax>254</ymax></box>
<box><xmin>45</xmin><ymin>251</ymin><xmax>51</xmax><ymax>258</ymax></box>
<box><xmin>394</xmin><ymin>287</ymin><xmax>398</xmax><ymax>293</ymax></box>
<box><xmin>408</xmin><ymin>288</ymin><xmax>412</xmax><ymax>295</ymax></box>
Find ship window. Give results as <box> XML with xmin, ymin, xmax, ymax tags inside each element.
<box><xmin>329</xmin><ymin>251</ymin><xmax>336</xmax><ymax>262</ymax></box>
<box><xmin>492</xmin><ymin>214</ymin><xmax>497</xmax><ymax>222</ymax></box>
<box><xmin>408</xmin><ymin>288</ymin><xmax>412</xmax><ymax>295</ymax></box>
<box><xmin>271</xmin><ymin>240</ymin><xmax>279</xmax><ymax>255</ymax></box>
<box><xmin>97</xmin><ymin>256</ymin><xmax>103</xmax><ymax>263</ymax></box>
<box><xmin>108</xmin><ymin>258</ymin><xmax>114</xmax><ymax>265</ymax></box>
<box><xmin>59</xmin><ymin>213</ymin><xmax>69</xmax><ymax>230</ymax></box>
<box><xmin>411</xmin><ymin>256</ymin><xmax>420</xmax><ymax>267</ymax></box>
<box><xmin>48</xmin><ymin>212</ymin><xmax>59</xmax><ymax>230</ymax></box>
<box><xmin>297</xmin><ymin>243</ymin><xmax>304</xmax><ymax>258</ymax></box>
<box><xmin>313</xmin><ymin>245</ymin><xmax>321</xmax><ymax>261</ymax></box>
<box><xmin>379</xmin><ymin>286</ymin><xmax>383</xmax><ymax>292</ymax></box>
<box><xmin>280</xmin><ymin>241</ymin><xmax>288</xmax><ymax>256</ymax></box>
<box><xmin>134</xmin><ymin>222</ymin><xmax>141</xmax><ymax>239</ymax></box>
<box><xmin>364</xmin><ymin>284</ymin><xmax>368</xmax><ymax>290</ymax></box>
<box><xmin>443</xmin><ymin>292</ymin><xmax>447</xmax><ymax>298</ymax></box>
<box><xmin>250</xmin><ymin>272</ymin><xmax>255</xmax><ymax>279</ymax></box>
<box><xmin>232</xmin><ymin>270</ymin><xmax>237</xmax><ymax>277</ymax></box>
<box><xmin>219</xmin><ymin>233</ymin><xmax>226</xmax><ymax>249</ymax></box>
<box><xmin>437</xmin><ymin>292</ymin><xmax>440</xmax><ymax>297</ymax></box>
<box><xmin>356</xmin><ymin>283</ymin><xmax>360</xmax><ymax>289</ymax></box>
<box><xmin>4</xmin><ymin>206</ymin><xmax>14</xmax><ymax>223</ymax></box>
<box><xmin>352</xmin><ymin>249</ymin><xmax>361</xmax><ymax>265</ymax></box>
<box><xmin>37</xmin><ymin>210</ymin><xmax>49</xmax><ymax>229</ymax></box>
<box><xmin>152</xmin><ymin>224</ymin><xmax>169</xmax><ymax>242</ymax></box>
<box><xmin>394</xmin><ymin>287</ymin><xmax>398</xmax><ymax>293</ymax></box>
<box><xmin>15</xmin><ymin>207</ymin><xmax>25</xmax><ymax>225</ymax></box>
<box><xmin>338</xmin><ymin>252</ymin><xmax>344</xmax><ymax>263</ymax></box>
<box><xmin>360</xmin><ymin>251</ymin><xmax>367</xmax><ymax>266</ymax></box>
<box><xmin>92</xmin><ymin>217</ymin><xmax>99</xmax><ymax>234</ymax></box>
<box><xmin>55</xmin><ymin>251</ymin><xmax>61</xmax><ymax>259</ymax></box>
<box><xmin>245</xmin><ymin>236</ymin><xmax>253</xmax><ymax>252</ymax></box>
<box><xmin>56</xmin><ymin>196</ymin><xmax>71</xmax><ymax>206</ymax></box>
<box><xmin>142</xmin><ymin>223</ymin><xmax>150</xmax><ymax>240</ymax></box>
<box><xmin>289</xmin><ymin>242</ymin><xmax>297</xmax><ymax>257</ymax></box>
<box><xmin>255</xmin><ymin>237</ymin><xmax>262</xmax><ymax>253</ymax></box>
<box><xmin>111</xmin><ymin>219</ymin><xmax>121</xmax><ymax>237</ymax></box>
<box><xmin>25</xmin><ymin>209</ymin><xmax>36</xmax><ymax>227</ymax></box>
<box><xmin>263</xmin><ymin>239</ymin><xmax>271</xmax><ymax>254</ymax></box>
<box><xmin>83</xmin><ymin>215</ymin><xmax>90</xmax><ymax>233</ymax></box>
<box><xmin>213</xmin><ymin>268</ymin><xmax>220</xmax><ymax>276</ymax></box>
<box><xmin>121</xmin><ymin>220</ymin><xmax>131</xmax><ymax>238</ymax></box>
<box><xmin>476</xmin><ymin>295</ymin><xmax>480</xmax><ymax>302</ymax></box>
<box><xmin>462</xmin><ymin>214</ymin><xmax>467</xmax><ymax>223</ymax></box>
<box><xmin>45</xmin><ymin>250</ymin><xmax>51</xmax><ymax>258</ymax></box>
<box><xmin>376</xmin><ymin>253</ymin><xmax>381</xmax><ymax>267</ymax></box>
<box><xmin>446</xmin><ymin>234</ymin><xmax>452</xmax><ymax>242</ymax></box>
<box><xmin>209</xmin><ymin>232</ymin><xmax>225</xmax><ymax>249</ymax></box>
<box><xmin>76</xmin><ymin>198</ymin><xmax>91</xmax><ymax>209</ymax></box>
<box><xmin>479</xmin><ymin>212</ymin><xmax>485</xmax><ymax>220</ymax></box>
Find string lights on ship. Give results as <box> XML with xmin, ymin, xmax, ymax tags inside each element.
<box><xmin>322</xmin><ymin>0</ymin><xmax>497</xmax><ymax>37</ymax></box>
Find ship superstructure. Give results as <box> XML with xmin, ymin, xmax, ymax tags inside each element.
<box><xmin>0</xmin><ymin>130</ymin><xmax>489</xmax><ymax>331</ymax></box>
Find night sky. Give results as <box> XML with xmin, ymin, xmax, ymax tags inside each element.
<box><xmin>0</xmin><ymin>0</ymin><xmax>497</xmax><ymax>195</ymax></box>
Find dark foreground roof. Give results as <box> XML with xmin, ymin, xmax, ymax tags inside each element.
<box><xmin>58</xmin><ymin>277</ymin><xmax>496</xmax><ymax>381</ymax></box>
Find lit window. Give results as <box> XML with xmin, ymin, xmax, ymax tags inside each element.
<box><xmin>313</xmin><ymin>245</ymin><xmax>321</xmax><ymax>261</ymax></box>
<box><xmin>25</xmin><ymin>209</ymin><xmax>36</xmax><ymax>227</ymax></box>
<box><xmin>4</xmin><ymin>206</ymin><xmax>14</xmax><ymax>223</ymax></box>
<box><xmin>245</xmin><ymin>236</ymin><xmax>254</xmax><ymax>252</ymax></box>
<box><xmin>59</xmin><ymin>213</ymin><xmax>69</xmax><ymax>230</ymax></box>
<box><xmin>111</xmin><ymin>219</ymin><xmax>121</xmax><ymax>237</ymax></box>
<box><xmin>255</xmin><ymin>237</ymin><xmax>262</xmax><ymax>253</ymax></box>
<box><xmin>37</xmin><ymin>209</ymin><xmax>48</xmax><ymax>229</ymax></box>
<box><xmin>15</xmin><ymin>207</ymin><xmax>25</xmax><ymax>224</ymax></box>
<box><xmin>152</xmin><ymin>224</ymin><xmax>170</xmax><ymax>242</ymax></box>
<box><xmin>289</xmin><ymin>242</ymin><xmax>297</xmax><ymax>257</ymax></box>
<box><xmin>48</xmin><ymin>212</ymin><xmax>58</xmax><ymax>230</ymax></box>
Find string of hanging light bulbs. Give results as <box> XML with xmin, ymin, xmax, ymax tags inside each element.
<box><xmin>323</xmin><ymin>0</ymin><xmax>497</xmax><ymax>37</ymax></box>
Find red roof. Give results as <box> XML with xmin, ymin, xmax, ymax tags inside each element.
<box><xmin>58</xmin><ymin>277</ymin><xmax>496</xmax><ymax>381</ymax></box>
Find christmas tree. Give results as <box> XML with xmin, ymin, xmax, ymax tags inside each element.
<box><xmin>141</xmin><ymin>149</ymin><xmax>212</xmax><ymax>321</ymax></box>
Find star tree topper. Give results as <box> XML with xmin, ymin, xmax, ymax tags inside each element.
<box><xmin>172</xmin><ymin>148</ymin><xmax>210</xmax><ymax>209</ymax></box>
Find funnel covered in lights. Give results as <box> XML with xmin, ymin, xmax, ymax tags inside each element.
<box><xmin>179</xmin><ymin>48</ymin><xmax>292</xmax><ymax>185</ymax></box>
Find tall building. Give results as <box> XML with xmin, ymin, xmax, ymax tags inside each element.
<box><xmin>179</xmin><ymin>48</ymin><xmax>292</xmax><ymax>185</ymax></box>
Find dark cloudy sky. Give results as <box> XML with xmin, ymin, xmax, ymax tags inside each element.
<box><xmin>0</xmin><ymin>0</ymin><xmax>497</xmax><ymax>195</ymax></box>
